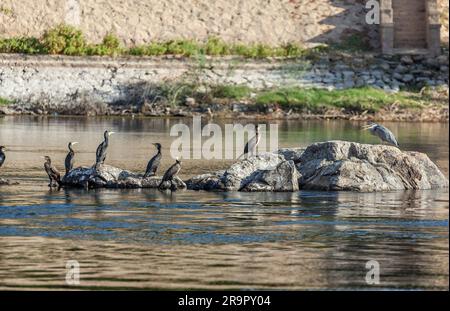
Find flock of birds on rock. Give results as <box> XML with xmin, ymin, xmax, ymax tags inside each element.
<box><xmin>0</xmin><ymin>122</ymin><xmax>399</xmax><ymax>189</ymax></box>
<box><xmin>39</xmin><ymin>130</ymin><xmax>182</xmax><ymax>190</ymax></box>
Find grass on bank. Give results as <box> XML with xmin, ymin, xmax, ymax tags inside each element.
<box><xmin>147</xmin><ymin>84</ymin><xmax>430</xmax><ymax>113</ymax></box>
<box><xmin>0</xmin><ymin>24</ymin><xmax>329</xmax><ymax>58</ymax></box>
<box><xmin>0</xmin><ymin>97</ymin><xmax>11</xmax><ymax>105</ymax></box>
<box><xmin>254</xmin><ymin>87</ymin><xmax>422</xmax><ymax>112</ymax></box>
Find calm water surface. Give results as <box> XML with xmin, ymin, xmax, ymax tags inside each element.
<box><xmin>0</xmin><ymin>116</ymin><xmax>448</xmax><ymax>290</ymax></box>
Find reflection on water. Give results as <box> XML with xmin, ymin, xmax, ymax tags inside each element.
<box><xmin>0</xmin><ymin>116</ymin><xmax>448</xmax><ymax>290</ymax></box>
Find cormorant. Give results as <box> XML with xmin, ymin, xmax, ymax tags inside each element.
<box><xmin>43</xmin><ymin>156</ymin><xmax>61</xmax><ymax>187</ymax></box>
<box><xmin>158</xmin><ymin>159</ymin><xmax>182</xmax><ymax>189</ymax></box>
<box><xmin>363</xmin><ymin>123</ymin><xmax>399</xmax><ymax>147</ymax></box>
<box><xmin>239</xmin><ymin>124</ymin><xmax>260</xmax><ymax>159</ymax></box>
<box><xmin>143</xmin><ymin>143</ymin><xmax>162</xmax><ymax>178</ymax></box>
<box><xmin>0</xmin><ymin>146</ymin><xmax>6</xmax><ymax>170</ymax></box>
<box><xmin>65</xmin><ymin>142</ymin><xmax>78</xmax><ymax>175</ymax></box>
<box><xmin>95</xmin><ymin>130</ymin><xmax>114</xmax><ymax>166</ymax></box>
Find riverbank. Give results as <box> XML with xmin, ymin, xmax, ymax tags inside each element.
<box><xmin>0</xmin><ymin>51</ymin><xmax>448</xmax><ymax>121</ymax></box>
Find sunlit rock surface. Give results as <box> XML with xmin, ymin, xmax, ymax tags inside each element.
<box><xmin>62</xmin><ymin>164</ymin><xmax>186</xmax><ymax>190</ymax></box>
<box><xmin>187</xmin><ymin>141</ymin><xmax>448</xmax><ymax>192</ymax></box>
<box><xmin>296</xmin><ymin>141</ymin><xmax>449</xmax><ymax>191</ymax></box>
<box><xmin>186</xmin><ymin>153</ymin><xmax>294</xmax><ymax>192</ymax></box>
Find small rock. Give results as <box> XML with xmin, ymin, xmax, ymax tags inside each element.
<box><xmin>400</xmin><ymin>55</ymin><xmax>414</xmax><ymax>65</ymax></box>
<box><xmin>401</xmin><ymin>74</ymin><xmax>414</xmax><ymax>83</ymax></box>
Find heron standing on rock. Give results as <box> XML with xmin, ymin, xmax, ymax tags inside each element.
<box><xmin>0</xmin><ymin>146</ymin><xmax>6</xmax><ymax>171</ymax></box>
<box><xmin>95</xmin><ymin>130</ymin><xmax>114</xmax><ymax>166</ymax></box>
<box><xmin>43</xmin><ymin>156</ymin><xmax>61</xmax><ymax>187</ymax></box>
<box><xmin>363</xmin><ymin>123</ymin><xmax>399</xmax><ymax>147</ymax></box>
<box><xmin>144</xmin><ymin>143</ymin><xmax>162</xmax><ymax>178</ymax></box>
<box><xmin>65</xmin><ymin>142</ymin><xmax>78</xmax><ymax>175</ymax></box>
<box><xmin>239</xmin><ymin>124</ymin><xmax>260</xmax><ymax>159</ymax></box>
<box><xmin>158</xmin><ymin>159</ymin><xmax>182</xmax><ymax>189</ymax></box>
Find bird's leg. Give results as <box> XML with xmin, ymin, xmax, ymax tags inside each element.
<box><xmin>48</xmin><ymin>177</ymin><xmax>53</xmax><ymax>187</ymax></box>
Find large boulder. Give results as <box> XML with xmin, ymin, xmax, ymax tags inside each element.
<box><xmin>296</xmin><ymin>141</ymin><xmax>449</xmax><ymax>191</ymax></box>
<box><xmin>62</xmin><ymin>164</ymin><xmax>186</xmax><ymax>190</ymax></box>
<box><xmin>242</xmin><ymin>160</ymin><xmax>300</xmax><ymax>192</ymax></box>
<box><xmin>186</xmin><ymin>153</ymin><xmax>297</xmax><ymax>192</ymax></box>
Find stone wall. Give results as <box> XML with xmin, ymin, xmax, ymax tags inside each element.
<box><xmin>0</xmin><ymin>53</ymin><xmax>448</xmax><ymax>110</ymax></box>
<box><xmin>0</xmin><ymin>0</ymin><xmax>411</xmax><ymax>47</ymax></box>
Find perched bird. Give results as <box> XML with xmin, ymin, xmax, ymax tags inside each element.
<box><xmin>143</xmin><ymin>143</ymin><xmax>162</xmax><ymax>178</ymax></box>
<box><xmin>363</xmin><ymin>123</ymin><xmax>399</xmax><ymax>147</ymax></box>
<box><xmin>239</xmin><ymin>124</ymin><xmax>260</xmax><ymax>159</ymax></box>
<box><xmin>158</xmin><ymin>159</ymin><xmax>182</xmax><ymax>189</ymax></box>
<box><xmin>0</xmin><ymin>146</ymin><xmax>6</xmax><ymax>170</ymax></box>
<box><xmin>43</xmin><ymin>156</ymin><xmax>61</xmax><ymax>187</ymax></box>
<box><xmin>95</xmin><ymin>130</ymin><xmax>114</xmax><ymax>166</ymax></box>
<box><xmin>64</xmin><ymin>142</ymin><xmax>78</xmax><ymax>175</ymax></box>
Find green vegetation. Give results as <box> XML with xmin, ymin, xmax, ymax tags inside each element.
<box><xmin>141</xmin><ymin>82</ymin><xmax>428</xmax><ymax>113</ymax></box>
<box><xmin>211</xmin><ymin>85</ymin><xmax>252</xmax><ymax>99</ymax></box>
<box><xmin>255</xmin><ymin>87</ymin><xmax>421</xmax><ymax>112</ymax></box>
<box><xmin>0</xmin><ymin>24</ymin><xmax>325</xmax><ymax>59</ymax></box>
<box><xmin>0</xmin><ymin>97</ymin><xmax>11</xmax><ymax>105</ymax></box>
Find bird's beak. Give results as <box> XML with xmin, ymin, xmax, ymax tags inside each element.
<box><xmin>72</xmin><ymin>142</ymin><xmax>79</xmax><ymax>145</ymax></box>
<box><xmin>108</xmin><ymin>132</ymin><xmax>115</xmax><ymax>136</ymax></box>
<box><xmin>362</xmin><ymin>124</ymin><xmax>373</xmax><ymax>130</ymax></box>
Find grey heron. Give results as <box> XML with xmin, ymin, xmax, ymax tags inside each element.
<box><xmin>239</xmin><ymin>124</ymin><xmax>260</xmax><ymax>159</ymax></box>
<box><xmin>95</xmin><ymin>130</ymin><xmax>115</xmax><ymax>166</ymax></box>
<box><xmin>363</xmin><ymin>123</ymin><xmax>399</xmax><ymax>147</ymax></box>
<box><xmin>65</xmin><ymin>142</ymin><xmax>78</xmax><ymax>175</ymax></box>
<box><xmin>158</xmin><ymin>159</ymin><xmax>182</xmax><ymax>189</ymax></box>
<box><xmin>144</xmin><ymin>143</ymin><xmax>162</xmax><ymax>178</ymax></box>
<box><xmin>43</xmin><ymin>156</ymin><xmax>61</xmax><ymax>187</ymax></box>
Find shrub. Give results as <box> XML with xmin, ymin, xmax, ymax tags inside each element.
<box><xmin>42</xmin><ymin>24</ymin><xmax>86</xmax><ymax>55</ymax></box>
<box><xmin>0</xmin><ymin>37</ymin><xmax>44</xmax><ymax>54</ymax></box>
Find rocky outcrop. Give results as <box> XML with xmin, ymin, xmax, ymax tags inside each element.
<box><xmin>62</xmin><ymin>164</ymin><xmax>186</xmax><ymax>190</ymax></box>
<box><xmin>296</xmin><ymin>141</ymin><xmax>449</xmax><ymax>191</ymax></box>
<box><xmin>17</xmin><ymin>141</ymin><xmax>447</xmax><ymax>192</ymax></box>
<box><xmin>241</xmin><ymin>160</ymin><xmax>300</xmax><ymax>192</ymax></box>
<box><xmin>186</xmin><ymin>153</ymin><xmax>295</xmax><ymax>191</ymax></box>
<box><xmin>187</xmin><ymin>141</ymin><xmax>449</xmax><ymax>192</ymax></box>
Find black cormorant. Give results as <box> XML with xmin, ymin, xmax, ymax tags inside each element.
<box><xmin>362</xmin><ymin>123</ymin><xmax>399</xmax><ymax>147</ymax></box>
<box><xmin>65</xmin><ymin>142</ymin><xmax>78</xmax><ymax>175</ymax></box>
<box><xmin>95</xmin><ymin>130</ymin><xmax>114</xmax><ymax>166</ymax></box>
<box><xmin>158</xmin><ymin>159</ymin><xmax>182</xmax><ymax>189</ymax></box>
<box><xmin>144</xmin><ymin>143</ymin><xmax>162</xmax><ymax>178</ymax></box>
<box><xmin>43</xmin><ymin>156</ymin><xmax>61</xmax><ymax>187</ymax></box>
<box><xmin>239</xmin><ymin>124</ymin><xmax>260</xmax><ymax>159</ymax></box>
<box><xmin>0</xmin><ymin>146</ymin><xmax>6</xmax><ymax>170</ymax></box>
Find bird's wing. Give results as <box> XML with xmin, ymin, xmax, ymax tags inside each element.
<box><xmin>243</xmin><ymin>141</ymin><xmax>249</xmax><ymax>154</ymax></box>
<box><xmin>377</xmin><ymin>125</ymin><xmax>398</xmax><ymax>146</ymax></box>
<box><xmin>146</xmin><ymin>153</ymin><xmax>161</xmax><ymax>173</ymax></box>
<box><xmin>162</xmin><ymin>163</ymin><xmax>178</xmax><ymax>181</ymax></box>
<box><xmin>385</xmin><ymin>129</ymin><xmax>398</xmax><ymax>146</ymax></box>
<box><xmin>247</xmin><ymin>135</ymin><xmax>257</xmax><ymax>152</ymax></box>
<box><xmin>96</xmin><ymin>142</ymin><xmax>104</xmax><ymax>159</ymax></box>
<box><xmin>50</xmin><ymin>165</ymin><xmax>60</xmax><ymax>177</ymax></box>
<box><xmin>65</xmin><ymin>153</ymin><xmax>72</xmax><ymax>170</ymax></box>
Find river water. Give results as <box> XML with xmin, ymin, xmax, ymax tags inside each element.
<box><xmin>0</xmin><ymin>116</ymin><xmax>448</xmax><ymax>290</ymax></box>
